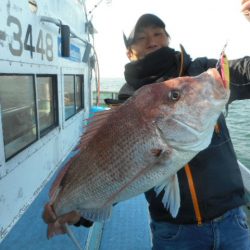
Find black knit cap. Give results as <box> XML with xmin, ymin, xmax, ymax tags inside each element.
<box><xmin>123</xmin><ymin>14</ymin><xmax>166</xmax><ymax>48</ymax></box>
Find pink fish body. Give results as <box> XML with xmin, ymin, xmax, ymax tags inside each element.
<box><xmin>49</xmin><ymin>68</ymin><xmax>229</xmax><ymax>222</ymax></box>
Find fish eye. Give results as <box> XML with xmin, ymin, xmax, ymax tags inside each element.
<box><xmin>169</xmin><ymin>90</ymin><xmax>181</xmax><ymax>101</ymax></box>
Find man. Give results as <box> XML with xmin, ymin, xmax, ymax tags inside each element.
<box><xmin>118</xmin><ymin>13</ymin><xmax>250</xmax><ymax>250</ymax></box>
<box><xmin>43</xmin><ymin>1</ymin><xmax>250</xmax><ymax>249</ymax></box>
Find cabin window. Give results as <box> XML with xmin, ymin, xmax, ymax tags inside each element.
<box><xmin>0</xmin><ymin>75</ymin><xmax>37</xmax><ymax>159</ymax></box>
<box><xmin>37</xmin><ymin>76</ymin><xmax>58</xmax><ymax>136</ymax></box>
<box><xmin>0</xmin><ymin>74</ymin><xmax>58</xmax><ymax>160</ymax></box>
<box><xmin>64</xmin><ymin>75</ymin><xmax>84</xmax><ymax>120</ymax></box>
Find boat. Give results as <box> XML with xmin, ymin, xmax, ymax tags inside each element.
<box><xmin>0</xmin><ymin>1</ymin><xmax>250</xmax><ymax>249</ymax></box>
<box><xmin>0</xmin><ymin>0</ymin><xmax>98</xmax><ymax>246</ymax></box>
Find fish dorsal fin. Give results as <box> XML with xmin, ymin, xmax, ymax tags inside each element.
<box><xmin>80</xmin><ymin>108</ymin><xmax>117</xmax><ymax>148</ymax></box>
<box><xmin>154</xmin><ymin>174</ymin><xmax>180</xmax><ymax>218</ymax></box>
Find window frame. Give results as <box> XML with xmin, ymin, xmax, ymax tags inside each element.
<box><xmin>64</xmin><ymin>74</ymin><xmax>84</xmax><ymax>121</ymax></box>
<box><xmin>0</xmin><ymin>73</ymin><xmax>58</xmax><ymax>161</ymax></box>
<box><xmin>36</xmin><ymin>74</ymin><xmax>58</xmax><ymax>137</ymax></box>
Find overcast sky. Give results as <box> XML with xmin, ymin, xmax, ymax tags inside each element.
<box><xmin>85</xmin><ymin>0</ymin><xmax>250</xmax><ymax>77</ymax></box>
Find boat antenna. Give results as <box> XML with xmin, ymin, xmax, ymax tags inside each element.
<box><xmin>88</xmin><ymin>0</ymin><xmax>112</xmax><ymax>17</ymax></box>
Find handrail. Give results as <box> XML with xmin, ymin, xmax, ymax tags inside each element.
<box><xmin>39</xmin><ymin>16</ymin><xmax>89</xmax><ymax>45</ymax></box>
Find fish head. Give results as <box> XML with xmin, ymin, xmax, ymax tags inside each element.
<box><xmin>134</xmin><ymin>68</ymin><xmax>230</xmax><ymax>151</ymax></box>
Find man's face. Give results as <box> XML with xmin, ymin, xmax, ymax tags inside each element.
<box><xmin>128</xmin><ymin>25</ymin><xmax>169</xmax><ymax>61</ymax></box>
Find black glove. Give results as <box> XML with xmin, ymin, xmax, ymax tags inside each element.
<box><xmin>74</xmin><ymin>217</ymin><xmax>93</xmax><ymax>228</ymax></box>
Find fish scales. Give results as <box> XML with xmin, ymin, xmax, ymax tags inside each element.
<box><xmin>48</xmin><ymin>68</ymin><xmax>229</xmax><ymax>222</ymax></box>
<box><xmin>55</xmin><ymin>105</ymin><xmax>165</xmax><ymax>210</ymax></box>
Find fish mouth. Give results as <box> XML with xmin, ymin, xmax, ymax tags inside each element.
<box><xmin>207</xmin><ymin>68</ymin><xmax>229</xmax><ymax>90</ymax></box>
<box><xmin>206</xmin><ymin>68</ymin><xmax>230</xmax><ymax>103</ymax></box>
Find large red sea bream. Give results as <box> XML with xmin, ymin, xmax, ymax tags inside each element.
<box><xmin>46</xmin><ymin>68</ymin><xmax>229</xmax><ymax>226</ymax></box>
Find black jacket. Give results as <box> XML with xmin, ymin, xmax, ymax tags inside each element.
<box><xmin>118</xmin><ymin>46</ymin><xmax>250</xmax><ymax>224</ymax></box>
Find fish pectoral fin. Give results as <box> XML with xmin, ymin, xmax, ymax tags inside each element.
<box><xmin>154</xmin><ymin>174</ymin><xmax>180</xmax><ymax>218</ymax></box>
<box><xmin>80</xmin><ymin>206</ymin><xmax>112</xmax><ymax>222</ymax></box>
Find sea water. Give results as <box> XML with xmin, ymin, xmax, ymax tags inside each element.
<box><xmin>226</xmin><ymin>99</ymin><xmax>250</xmax><ymax>168</ymax></box>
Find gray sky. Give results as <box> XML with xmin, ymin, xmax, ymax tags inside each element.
<box><xmin>86</xmin><ymin>0</ymin><xmax>250</xmax><ymax>77</ymax></box>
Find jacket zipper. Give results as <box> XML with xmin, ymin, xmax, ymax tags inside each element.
<box><xmin>184</xmin><ymin>164</ymin><xmax>202</xmax><ymax>225</ymax></box>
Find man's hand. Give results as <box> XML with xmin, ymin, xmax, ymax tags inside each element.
<box><xmin>242</xmin><ymin>0</ymin><xmax>250</xmax><ymax>21</ymax></box>
<box><xmin>42</xmin><ymin>203</ymin><xmax>81</xmax><ymax>239</ymax></box>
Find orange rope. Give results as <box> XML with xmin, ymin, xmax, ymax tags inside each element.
<box><xmin>185</xmin><ymin>164</ymin><xmax>202</xmax><ymax>225</ymax></box>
